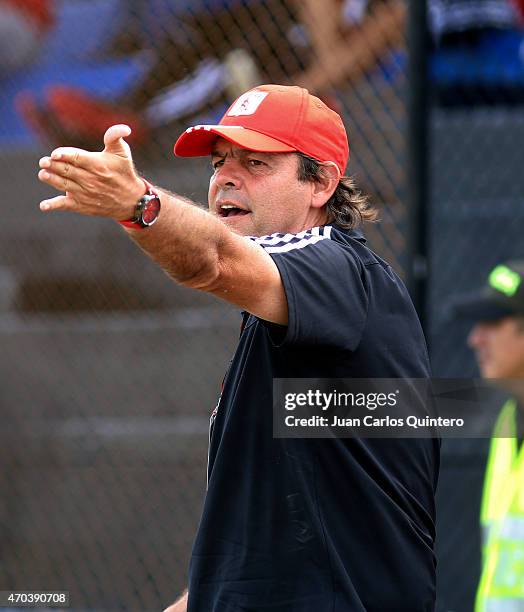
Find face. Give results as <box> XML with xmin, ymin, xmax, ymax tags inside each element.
<box><xmin>208</xmin><ymin>139</ymin><xmax>328</xmax><ymax>236</ymax></box>
<box><xmin>468</xmin><ymin>317</ymin><xmax>524</xmax><ymax>379</ymax></box>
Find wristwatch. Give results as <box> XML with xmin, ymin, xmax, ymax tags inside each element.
<box><xmin>119</xmin><ymin>179</ymin><xmax>161</xmax><ymax>229</ymax></box>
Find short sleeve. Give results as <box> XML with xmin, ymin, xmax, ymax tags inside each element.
<box><xmin>250</xmin><ymin>228</ymin><xmax>368</xmax><ymax>350</ymax></box>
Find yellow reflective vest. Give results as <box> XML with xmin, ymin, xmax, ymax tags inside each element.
<box><xmin>475</xmin><ymin>400</ymin><xmax>524</xmax><ymax>612</ymax></box>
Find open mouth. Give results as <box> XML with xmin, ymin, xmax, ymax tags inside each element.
<box><xmin>219</xmin><ymin>205</ymin><xmax>250</xmax><ymax>218</ymax></box>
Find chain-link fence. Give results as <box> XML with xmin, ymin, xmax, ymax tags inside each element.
<box><xmin>2</xmin><ymin>1</ymin><xmax>524</xmax><ymax>610</ymax></box>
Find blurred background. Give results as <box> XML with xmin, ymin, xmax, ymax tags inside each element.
<box><xmin>1</xmin><ymin>0</ymin><xmax>524</xmax><ymax>610</ymax></box>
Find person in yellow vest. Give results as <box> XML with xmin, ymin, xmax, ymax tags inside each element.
<box><xmin>453</xmin><ymin>260</ymin><xmax>524</xmax><ymax>611</ymax></box>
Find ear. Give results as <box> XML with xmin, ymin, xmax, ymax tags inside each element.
<box><xmin>310</xmin><ymin>162</ymin><xmax>340</xmax><ymax>209</ymax></box>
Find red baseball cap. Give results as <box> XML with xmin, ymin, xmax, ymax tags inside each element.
<box><xmin>174</xmin><ymin>84</ymin><xmax>349</xmax><ymax>175</ymax></box>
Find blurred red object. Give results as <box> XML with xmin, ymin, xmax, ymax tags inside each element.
<box><xmin>2</xmin><ymin>0</ymin><xmax>54</xmax><ymax>31</ymax></box>
<box><xmin>48</xmin><ymin>87</ymin><xmax>150</xmax><ymax>145</ymax></box>
<box><xmin>16</xmin><ymin>87</ymin><xmax>150</xmax><ymax>149</ymax></box>
<box><xmin>511</xmin><ymin>0</ymin><xmax>524</xmax><ymax>21</ymax></box>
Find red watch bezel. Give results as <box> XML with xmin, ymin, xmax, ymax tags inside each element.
<box><xmin>119</xmin><ymin>179</ymin><xmax>160</xmax><ymax>229</ymax></box>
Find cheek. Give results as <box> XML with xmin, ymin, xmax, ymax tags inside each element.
<box><xmin>208</xmin><ymin>177</ymin><xmax>216</xmax><ymax>204</ymax></box>
<box><xmin>498</xmin><ymin>339</ymin><xmax>524</xmax><ymax>375</ymax></box>
<box><xmin>483</xmin><ymin>341</ymin><xmax>516</xmax><ymax>378</ymax></box>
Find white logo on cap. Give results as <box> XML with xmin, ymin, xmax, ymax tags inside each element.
<box><xmin>227</xmin><ymin>91</ymin><xmax>268</xmax><ymax>117</ymax></box>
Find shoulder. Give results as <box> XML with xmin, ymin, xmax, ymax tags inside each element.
<box><xmin>249</xmin><ymin>224</ymin><xmax>373</xmax><ymax>267</ymax></box>
<box><xmin>248</xmin><ymin>225</ymin><xmax>335</xmax><ymax>254</ymax></box>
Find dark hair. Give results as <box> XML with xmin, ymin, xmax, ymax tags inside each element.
<box><xmin>296</xmin><ymin>153</ymin><xmax>377</xmax><ymax>229</ymax></box>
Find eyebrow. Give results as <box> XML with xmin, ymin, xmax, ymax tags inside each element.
<box><xmin>210</xmin><ymin>148</ymin><xmax>273</xmax><ymax>160</ymax></box>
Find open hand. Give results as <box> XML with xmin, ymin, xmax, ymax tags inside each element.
<box><xmin>38</xmin><ymin>124</ymin><xmax>146</xmax><ymax>221</ymax></box>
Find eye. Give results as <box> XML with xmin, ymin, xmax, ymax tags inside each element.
<box><xmin>247</xmin><ymin>158</ymin><xmax>265</xmax><ymax>167</ymax></box>
<box><xmin>212</xmin><ymin>159</ymin><xmax>224</xmax><ymax>170</ymax></box>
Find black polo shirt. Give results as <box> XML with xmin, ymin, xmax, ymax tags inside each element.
<box><xmin>187</xmin><ymin>224</ymin><xmax>439</xmax><ymax>612</ymax></box>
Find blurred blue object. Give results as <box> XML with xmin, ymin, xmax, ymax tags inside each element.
<box><xmin>36</xmin><ymin>0</ymin><xmax>127</xmax><ymax>67</ymax></box>
<box><xmin>0</xmin><ymin>56</ymin><xmax>151</xmax><ymax>148</ymax></box>
<box><xmin>431</xmin><ymin>29</ymin><xmax>524</xmax><ymax>90</ymax></box>
<box><xmin>139</xmin><ymin>0</ymin><xmax>253</xmax><ymax>47</ymax></box>
<box><xmin>0</xmin><ymin>0</ymin><xmax>151</xmax><ymax>149</ymax></box>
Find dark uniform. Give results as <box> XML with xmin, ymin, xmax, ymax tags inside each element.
<box><xmin>188</xmin><ymin>224</ymin><xmax>440</xmax><ymax>612</ymax></box>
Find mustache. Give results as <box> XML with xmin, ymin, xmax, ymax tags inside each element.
<box><xmin>214</xmin><ymin>190</ymin><xmax>250</xmax><ymax>210</ymax></box>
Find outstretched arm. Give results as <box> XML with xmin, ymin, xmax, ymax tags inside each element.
<box><xmin>37</xmin><ymin>125</ymin><xmax>287</xmax><ymax>324</ymax></box>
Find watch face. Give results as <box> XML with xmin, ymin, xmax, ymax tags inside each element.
<box><xmin>141</xmin><ymin>194</ymin><xmax>161</xmax><ymax>226</ymax></box>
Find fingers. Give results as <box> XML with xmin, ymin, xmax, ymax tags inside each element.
<box><xmin>38</xmin><ymin>163</ymin><xmax>82</xmax><ymax>194</ymax></box>
<box><xmin>37</xmin><ymin>125</ymin><xmax>138</xmax><ymax>219</ymax></box>
<box><xmin>103</xmin><ymin>124</ymin><xmax>133</xmax><ymax>158</ymax></box>
<box><xmin>38</xmin><ymin>156</ymin><xmax>93</xmax><ymax>193</ymax></box>
<box><xmin>39</xmin><ymin>194</ymin><xmax>77</xmax><ymax>212</ymax></box>
<box><xmin>49</xmin><ymin>146</ymin><xmax>95</xmax><ymax>169</ymax></box>
<box><xmin>46</xmin><ymin>124</ymin><xmax>133</xmax><ymax>168</ymax></box>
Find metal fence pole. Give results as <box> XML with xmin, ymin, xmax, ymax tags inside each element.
<box><xmin>406</xmin><ymin>0</ymin><xmax>430</xmax><ymax>333</ymax></box>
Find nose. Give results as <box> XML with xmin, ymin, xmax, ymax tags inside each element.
<box><xmin>213</xmin><ymin>158</ymin><xmax>243</xmax><ymax>189</ymax></box>
<box><xmin>468</xmin><ymin>323</ymin><xmax>486</xmax><ymax>349</ymax></box>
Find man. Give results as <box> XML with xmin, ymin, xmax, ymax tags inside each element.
<box><xmin>37</xmin><ymin>84</ymin><xmax>439</xmax><ymax>611</ymax></box>
<box><xmin>453</xmin><ymin>261</ymin><xmax>524</xmax><ymax>611</ymax></box>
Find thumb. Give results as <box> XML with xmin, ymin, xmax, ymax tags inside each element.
<box><xmin>103</xmin><ymin>124</ymin><xmax>133</xmax><ymax>158</ymax></box>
